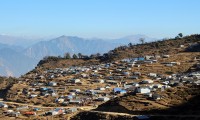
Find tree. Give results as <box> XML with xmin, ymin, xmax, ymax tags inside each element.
<box><xmin>64</xmin><ymin>52</ymin><xmax>71</xmax><ymax>59</ymax></box>
<box><xmin>72</xmin><ymin>54</ymin><xmax>78</xmax><ymax>59</ymax></box>
<box><xmin>178</xmin><ymin>33</ymin><xmax>183</xmax><ymax>38</ymax></box>
<box><xmin>128</xmin><ymin>42</ymin><xmax>133</xmax><ymax>47</ymax></box>
<box><xmin>139</xmin><ymin>38</ymin><xmax>145</xmax><ymax>44</ymax></box>
<box><xmin>58</xmin><ymin>55</ymin><xmax>62</xmax><ymax>59</ymax></box>
<box><xmin>175</xmin><ymin>36</ymin><xmax>179</xmax><ymax>39</ymax></box>
<box><xmin>96</xmin><ymin>53</ymin><xmax>101</xmax><ymax>57</ymax></box>
<box><xmin>78</xmin><ymin>53</ymin><xmax>82</xmax><ymax>58</ymax></box>
<box><xmin>90</xmin><ymin>54</ymin><xmax>96</xmax><ymax>59</ymax></box>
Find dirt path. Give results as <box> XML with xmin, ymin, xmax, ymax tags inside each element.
<box><xmin>90</xmin><ymin>110</ymin><xmax>136</xmax><ymax>116</ymax></box>
<box><xmin>0</xmin><ymin>100</ymin><xmax>96</xmax><ymax>110</ymax></box>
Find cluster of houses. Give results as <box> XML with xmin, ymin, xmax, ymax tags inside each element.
<box><xmin>0</xmin><ymin>103</ymin><xmax>78</xmax><ymax>117</ymax></box>
<box><xmin>1</xmin><ymin>54</ymin><xmax>200</xmax><ymax>117</ymax></box>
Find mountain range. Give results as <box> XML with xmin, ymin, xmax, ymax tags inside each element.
<box><xmin>0</xmin><ymin>34</ymin><xmax>156</xmax><ymax>77</ymax></box>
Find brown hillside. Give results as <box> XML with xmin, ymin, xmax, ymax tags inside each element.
<box><xmin>96</xmin><ymin>85</ymin><xmax>200</xmax><ymax>115</ymax></box>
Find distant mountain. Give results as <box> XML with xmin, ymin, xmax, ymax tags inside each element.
<box><xmin>24</xmin><ymin>36</ymin><xmax>121</xmax><ymax>60</ymax></box>
<box><xmin>0</xmin><ymin>34</ymin><xmax>156</xmax><ymax>77</ymax></box>
<box><xmin>0</xmin><ymin>43</ymin><xmax>24</xmax><ymax>53</ymax></box>
<box><xmin>0</xmin><ymin>48</ymin><xmax>37</xmax><ymax>77</ymax></box>
<box><xmin>0</xmin><ymin>35</ymin><xmax>47</xmax><ymax>47</ymax></box>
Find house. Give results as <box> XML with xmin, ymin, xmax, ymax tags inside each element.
<box><xmin>125</xmin><ymin>82</ymin><xmax>138</xmax><ymax>86</ymax></box>
<box><xmin>56</xmin><ymin>98</ymin><xmax>65</xmax><ymax>103</ymax></box>
<box><xmin>17</xmin><ymin>106</ymin><xmax>29</xmax><ymax>110</ymax></box>
<box><xmin>49</xmin><ymin>82</ymin><xmax>57</xmax><ymax>86</ymax></box>
<box><xmin>194</xmin><ymin>80</ymin><xmax>200</xmax><ymax>85</ymax></box>
<box><xmin>85</xmin><ymin>90</ymin><xmax>97</xmax><ymax>95</ymax></box>
<box><xmin>71</xmin><ymin>79</ymin><xmax>81</xmax><ymax>84</ymax></box>
<box><xmin>123</xmin><ymin>71</ymin><xmax>130</xmax><ymax>76</ymax></box>
<box><xmin>48</xmin><ymin>88</ymin><xmax>56</xmax><ymax>93</ymax></box>
<box><xmin>141</xmin><ymin>79</ymin><xmax>153</xmax><ymax>84</ymax></box>
<box><xmin>190</xmin><ymin>73</ymin><xmax>200</xmax><ymax>79</ymax></box>
<box><xmin>162</xmin><ymin>81</ymin><xmax>169</xmax><ymax>85</ymax></box>
<box><xmin>148</xmin><ymin>73</ymin><xmax>157</xmax><ymax>77</ymax></box>
<box><xmin>40</xmin><ymin>87</ymin><xmax>49</xmax><ymax>92</ymax></box>
<box><xmin>69</xmin><ymin>92</ymin><xmax>76</xmax><ymax>96</ymax></box>
<box><xmin>47</xmin><ymin>108</ymin><xmax>65</xmax><ymax>116</ymax></box>
<box><xmin>62</xmin><ymin>102</ymin><xmax>69</xmax><ymax>106</ymax></box>
<box><xmin>124</xmin><ymin>84</ymin><xmax>133</xmax><ymax>89</ymax></box>
<box><xmin>170</xmin><ymin>62</ymin><xmax>181</xmax><ymax>65</ymax></box>
<box><xmin>134</xmin><ymin>64</ymin><xmax>141</xmax><ymax>67</ymax></box>
<box><xmin>136</xmin><ymin>87</ymin><xmax>151</xmax><ymax>94</ymax></box>
<box><xmin>70</xmin><ymin>89</ymin><xmax>81</xmax><ymax>93</ymax></box>
<box><xmin>138</xmin><ymin>57</ymin><xmax>145</xmax><ymax>61</ymax></box>
<box><xmin>81</xmin><ymin>73</ymin><xmax>88</xmax><ymax>78</ymax></box>
<box><xmin>144</xmin><ymin>60</ymin><xmax>153</xmax><ymax>64</ymax></box>
<box><xmin>41</xmin><ymin>92</ymin><xmax>50</xmax><ymax>96</ymax></box>
<box><xmin>7</xmin><ymin>112</ymin><xmax>20</xmax><ymax>117</ymax></box>
<box><xmin>0</xmin><ymin>102</ymin><xmax>8</xmax><ymax>108</ymax></box>
<box><xmin>66</xmin><ymin>95</ymin><xmax>73</xmax><ymax>100</ymax></box>
<box><xmin>120</xmin><ymin>90</ymin><xmax>127</xmax><ymax>94</ymax></box>
<box><xmin>6</xmin><ymin>110</ymin><xmax>14</xmax><ymax>113</ymax></box>
<box><xmin>98</xmin><ymin>79</ymin><xmax>105</xmax><ymax>83</ymax></box>
<box><xmin>144</xmin><ymin>93</ymin><xmax>152</xmax><ymax>97</ymax></box>
<box><xmin>97</xmin><ymin>97</ymin><xmax>110</xmax><ymax>101</ymax></box>
<box><xmin>152</xmin><ymin>60</ymin><xmax>157</xmax><ymax>63</ymax></box>
<box><xmin>93</xmin><ymin>79</ymin><xmax>104</xmax><ymax>83</ymax></box>
<box><xmin>124</xmin><ymin>82</ymin><xmax>140</xmax><ymax>89</ymax></box>
<box><xmin>69</xmin><ymin>99</ymin><xmax>82</xmax><ymax>104</ymax></box>
<box><xmin>155</xmin><ymin>55</ymin><xmax>161</xmax><ymax>59</ymax></box>
<box><xmin>106</xmin><ymin>80</ymin><xmax>118</xmax><ymax>85</ymax></box>
<box><xmin>66</xmin><ymin>108</ymin><xmax>77</xmax><ymax>113</ymax></box>
<box><xmin>134</xmin><ymin>72</ymin><xmax>141</xmax><ymax>76</ymax></box>
<box><xmin>29</xmin><ymin>94</ymin><xmax>38</xmax><ymax>98</ymax></box>
<box><xmin>97</xmin><ymin>87</ymin><xmax>105</xmax><ymax>91</ymax></box>
<box><xmin>33</xmin><ymin>108</ymin><xmax>41</xmax><ymax>111</ymax></box>
<box><xmin>113</xmin><ymin>87</ymin><xmax>122</xmax><ymax>93</ymax></box>
<box><xmin>128</xmin><ymin>63</ymin><xmax>135</xmax><ymax>67</ymax></box>
<box><xmin>51</xmin><ymin>92</ymin><xmax>57</xmax><ymax>96</ymax></box>
<box><xmin>105</xmin><ymin>64</ymin><xmax>110</xmax><ymax>68</ymax></box>
<box><xmin>113</xmin><ymin>87</ymin><xmax>127</xmax><ymax>94</ymax></box>
<box><xmin>23</xmin><ymin>111</ymin><xmax>36</xmax><ymax>116</ymax></box>
<box><xmin>145</xmin><ymin>55</ymin><xmax>155</xmax><ymax>60</ymax></box>
<box><xmin>153</xmin><ymin>84</ymin><xmax>163</xmax><ymax>88</ymax></box>
<box><xmin>129</xmin><ymin>76</ymin><xmax>139</xmax><ymax>79</ymax></box>
<box><xmin>116</xmin><ymin>69</ymin><xmax>122</xmax><ymax>72</ymax></box>
<box><xmin>163</xmin><ymin>55</ymin><xmax>170</xmax><ymax>58</ymax></box>
<box><xmin>165</xmin><ymin>64</ymin><xmax>173</xmax><ymax>67</ymax></box>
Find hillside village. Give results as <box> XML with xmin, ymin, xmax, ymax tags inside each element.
<box><xmin>0</xmin><ymin>35</ymin><xmax>200</xmax><ymax>119</ymax></box>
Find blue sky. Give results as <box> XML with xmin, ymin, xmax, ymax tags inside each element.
<box><xmin>0</xmin><ymin>0</ymin><xmax>200</xmax><ymax>38</ymax></box>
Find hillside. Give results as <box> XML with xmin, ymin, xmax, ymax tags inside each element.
<box><xmin>101</xmin><ymin>34</ymin><xmax>200</xmax><ymax>61</ymax></box>
<box><xmin>36</xmin><ymin>34</ymin><xmax>200</xmax><ymax>70</ymax></box>
<box><xmin>95</xmin><ymin>85</ymin><xmax>200</xmax><ymax>114</ymax></box>
<box><xmin>0</xmin><ymin>34</ymin><xmax>200</xmax><ymax>120</ymax></box>
<box><xmin>32</xmin><ymin>34</ymin><xmax>200</xmax><ymax>120</ymax></box>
